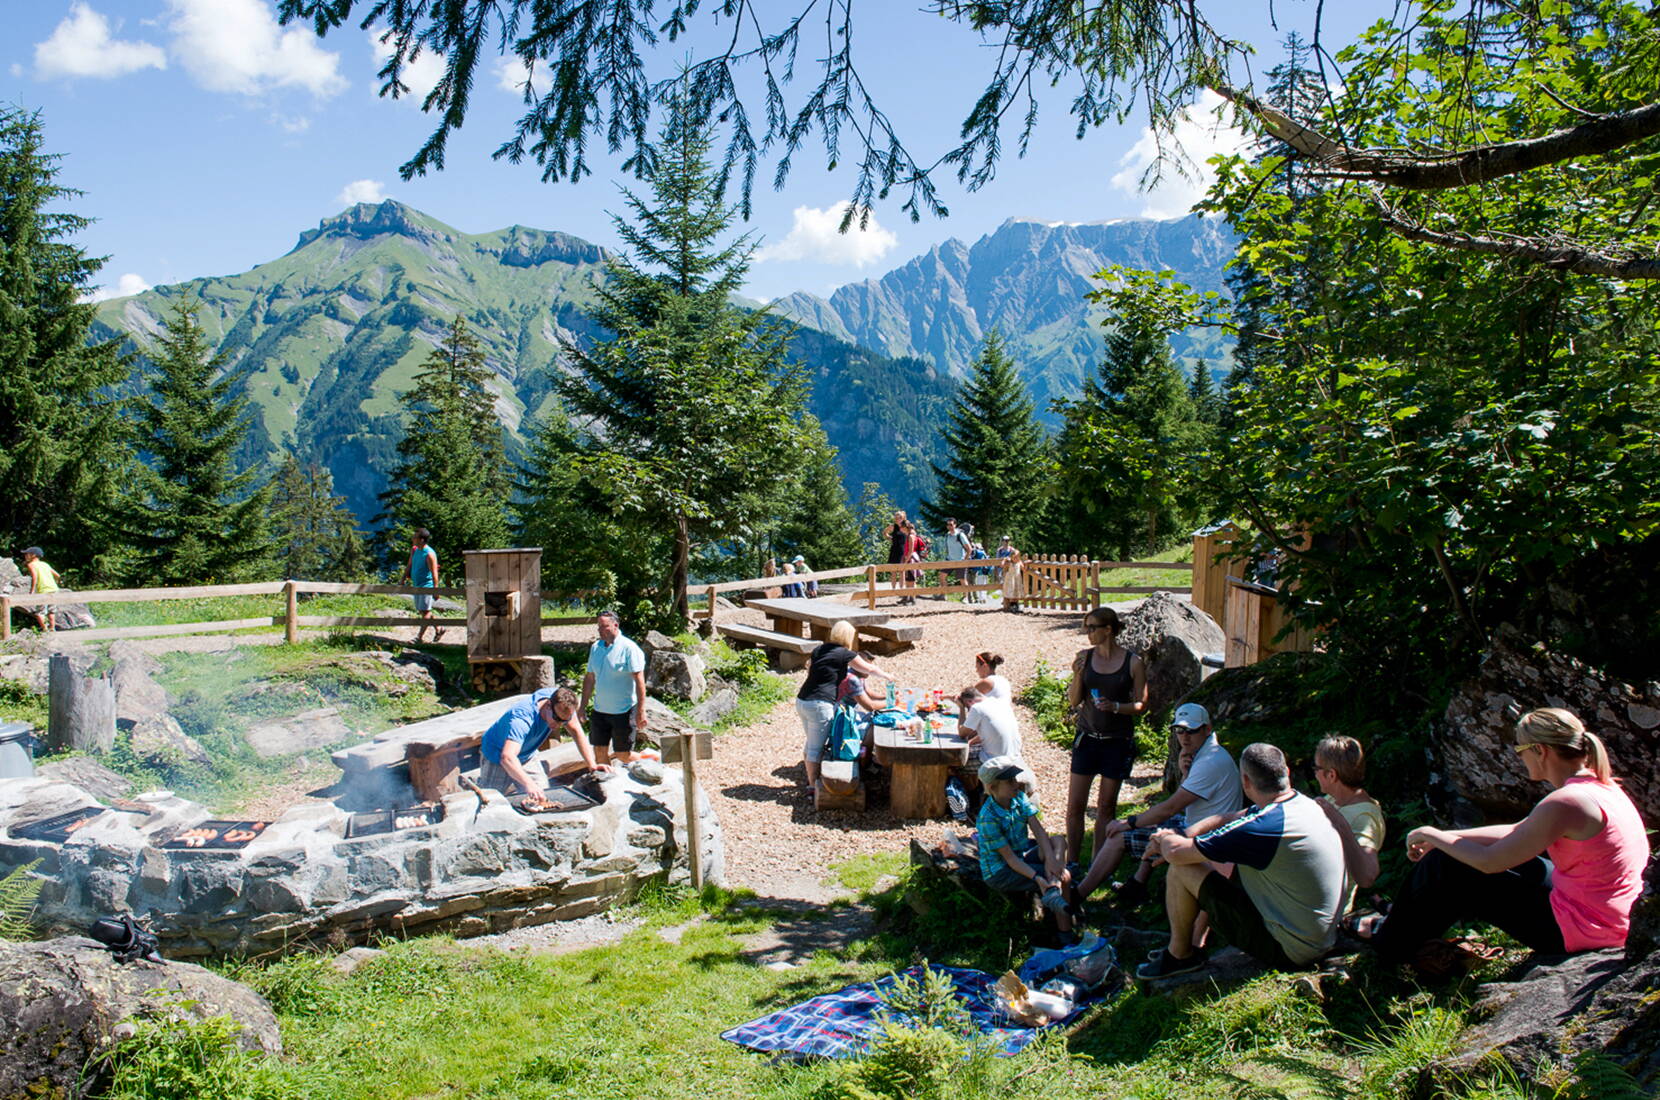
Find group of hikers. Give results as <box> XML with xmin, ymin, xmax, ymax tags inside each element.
<box><xmin>790</xmin><ymin>605</ymin><xmax>1651</xmax><ymax>980</ymax></box>
<box><xmin>882</xmin><ymin>510</ymin><xmax>1020</xmax><ymax>608</ymax></box>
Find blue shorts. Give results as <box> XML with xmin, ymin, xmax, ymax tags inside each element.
<box><xmin>413</xmin><ymin>592</ymin><xmax>436</xmax><ymax>613</ymax></box>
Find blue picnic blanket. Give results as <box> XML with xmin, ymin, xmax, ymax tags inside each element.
<box><xmin>720</xmin><ymin>964</ymin><xmax>1099</xmax><ymax>1060</ymax></box>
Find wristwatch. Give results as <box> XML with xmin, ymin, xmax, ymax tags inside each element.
<box><xmin>1126</xmin><ymin>814</ymin><xmax>1138</xmax><ymax>830</ymax></box>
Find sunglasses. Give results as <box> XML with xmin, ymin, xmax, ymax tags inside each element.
<box><xmin>1513</xmin><ymin>742</ymin><xmax>1540</xmax><ymax>756</ymax></box>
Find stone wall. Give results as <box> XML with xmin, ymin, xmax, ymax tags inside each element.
<box><xmin>0</xmin><ymin>748</ymin><xmax>723</xmax><ymax>959</ymax></box>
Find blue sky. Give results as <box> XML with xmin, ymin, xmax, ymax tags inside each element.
<box><xmin>7</xmin><ymin>1</ymin><xmax>1388</xmax><ymax>303</ymax></box>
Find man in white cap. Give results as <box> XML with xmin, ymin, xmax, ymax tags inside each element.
<box><xmin>1073</xmin><ymin>703</ymin><xmax>1241</xmax><ymax>906</ymax></box>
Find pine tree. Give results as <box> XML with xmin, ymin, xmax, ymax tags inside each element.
<box><xmin>378</xmin><ymin>316</ymin><xmax>510</xmax><ymax>564</ymax></box>
<box><xmin>773</xmin><ymin>417</ymin><xmax>865</xmax><ymax>570</ymax></box>
<box><xmin>854</xmin><ymin>482</ymin><xmax>897</xmax><ymax>564</ymax></box>
<box><xmin>0</xmin><ymin>107</ymin><xmax>130</xmax><ymax>578</ymax></box>
<box><xmin>117</xmin><ymin>298</ymin><xmax>271</xmax><ymax>584</ymax></box>
<box><xmin>549</xmin><ymin>100</ymin><xmax>809</xmax><ymax>625</ymax></box>
<box><xmin>1188</xmin><ymin>362</ymin><xmax>1222</xmax><ymax>425</ymax></box>
<box><xmin>270</xmin><ymin>454</ymin><xmax>366</xmax><ymax>580</ymax></box>
<box><xmin>920</xmin><ymin>332</ymin><xmax>1050</xmax><ymax>542</ymax></box>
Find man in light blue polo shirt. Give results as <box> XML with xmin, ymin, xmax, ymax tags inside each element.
<box><xmin>580</xmin><ymin>610</ymin><xmax>648</xmax><ymax>765</ymax></box>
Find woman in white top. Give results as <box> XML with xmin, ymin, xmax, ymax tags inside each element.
<box><xmin>972</xmin><ymin>652</ymin><xmax>1011</xmax><ymax>701</ymax></box>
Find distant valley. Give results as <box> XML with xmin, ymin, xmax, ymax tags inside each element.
<box><xmin>93</xmin><ymin>201</ymin><xmax>1232</xmax><ymax>525</ymax></box>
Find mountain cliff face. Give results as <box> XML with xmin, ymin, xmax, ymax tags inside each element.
<box><xmin>778</xmin><ymin>214</ymin><xmax>1235</xmax><ymax>410</ymax></box>
<box><xmin>91</xmin><ymin>201</ymin><xmax>955</xmax><ymax>522</ymax></box>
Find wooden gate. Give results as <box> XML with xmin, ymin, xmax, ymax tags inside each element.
<box><xmin>1018</xmin><ymin>555</ymin><xmax>1096</xmax><ymax>611</ymax></box>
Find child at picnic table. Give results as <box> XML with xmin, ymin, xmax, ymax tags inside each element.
<box><xmin>977</xmin><ymin>761</ymin><xmax>1075</xmax><ymax>939</ymax></box>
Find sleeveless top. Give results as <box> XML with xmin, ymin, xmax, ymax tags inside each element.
<box><xmin>1548</xmin><ymin>775</ymin><xmax>1651</xmax><ymax>951</ymax></box>
<box><xmin>888</xmin><ymin>527</ymin><xmax>908</xmax><ymax>564</ymax></box>
<box><xmin>1077</xmin><ymin>648</ymin><xmax>1136</xmax><ymax>739</ymax></box>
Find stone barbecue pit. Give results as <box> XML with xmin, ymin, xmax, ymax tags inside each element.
<box><xmin>0</xmin><ymin>696</ymin><xmax>723</xmax><ymax>959</ymax></box>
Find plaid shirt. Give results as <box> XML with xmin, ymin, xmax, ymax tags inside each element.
<box><xmin>977</xmin><ymin>792</ymin><xmax>1039</xmax><ymax>880</ymax></box>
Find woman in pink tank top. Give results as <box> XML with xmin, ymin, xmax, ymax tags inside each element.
<box><xmin>1358</xmin><ymin>707</ymin><xmax>1650</xmax><ymax>963</ymax></box>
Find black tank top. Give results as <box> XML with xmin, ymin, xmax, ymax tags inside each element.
<box><xmin>888</xmin><ymin>527</ymin><xmax>908</xmax><ymax>564</ymax></box>
<box><xmin>1077</xmin><ymin>647</ymin><xmax>1136</xmax><ymax>739</ymax></box>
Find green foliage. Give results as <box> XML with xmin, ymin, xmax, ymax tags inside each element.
<box><xmin>1020</xmin><ymin>657</ymin><xmax>1075</xmax><ymax>749</ymax></box>
<box><xmin>922</xmin><ymin>332</ymin><xmax>1051</xmax><ymax>545</ymax></box>
<box><xmin>102</xmin><ymin>1013</ymin><xmax>306</xmax><ymax>1100</ymax></box>
<box><xmin>114</xmin><ymin>297</ymin><xmax>272</xmax><ymax>585</ymax></box>
<box><xmin>0</xmin><ymin>677</ymin><xmax>49</xmax><ymax>732</ymax></box>
<box><xmin>824</xmin><ymin>966</ymin><xmax>989</xmax><ymax>1100</ymax></box>
<box><xmin>0</xmin><ymin>860</ymin><xmax>42</xmax><ymax>940</ymax></box>
<box><xmin>377</xmin><ymin>315</ymin><xmax>511</xmax><ymax>564</ymax></box>
<box><xmin>1355</xmin><ymin>1001</ymin><xmax>1466</xmax><ymax>1100</ymax></box>
<box><xmin>269</xmin><ymin>456</ymin><xmax>366</xmax><ymax>581</ymax></box>
<box><xmin>855</xmin><ymin>482</ymin><xmax>898</xmax><ymax>564</ymax></box>
<box><xmin>543</xmin><ymin>102</ymin><xmax>811</xmax><ymax>625</ymax></box>
<box><xmin>0</xmin><ymin>106</ymin><xmax>131</xmax><ymax>581</ymax></box>
<box><xmin>772</xmin><ymin>416</ymin><xmax>867</xmax><ymax>570</ymax></box>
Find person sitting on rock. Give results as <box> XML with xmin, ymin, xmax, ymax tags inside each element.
<box><xmin>977</xmin><ymin>761</ymin><xmax>1075</xmax><ymax>940</ymax></box>
<box><xmin>479</xmin><ymin>686</ymin><xmax>609</xmax><ymax>797</ymax></box>
<box><xmin>1138</xmin><ymin>743</ymin><xmax>1345</xmax><ymax>979</ymax></box>
<box><xmin>1353</xmin><ymin>707</ymin><xmax>1650</xmax><ymax>963</ymax></box>
<box><xmin>1310</xmin><ymin>735</ymin><xmax>1385</xmax><ymax>915</ymax></box>
<box><xmin>19</xmin><ymin>546</ymin><xmax>59</xmax><ymax>632</ymax></box>
<box><xmin>1075</xmin><ymin>703</ymin><xmax>1242</xmax><ymax>909</ymax></box>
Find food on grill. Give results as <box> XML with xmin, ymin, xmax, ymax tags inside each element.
<box><xmin>176</xmin><ymin>827</ymin><xmax>217</xmax><ymax>848</ymax></box>
<box><xmin>521</xmin><ymin>794</ymin><xmax>554</xmax><ymax>811</ymax></box>
<box><xmin>223</xmin><ymin>829</ymin><xmax>259</xmax><ymax>843</ymax></box>
<box><xmin>64</xmin><ymin>816</ymin><xmax>97</xmax><ymax>835</ymax></box>
<box><xmin>394</xmin><ymin>815</ymin><xmax>430</xmax><ymax>829</ymax></box>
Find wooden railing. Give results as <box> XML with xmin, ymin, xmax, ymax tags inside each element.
<box><xmin>1</xmin><ymin>580</ymin><xmax>594</xmax><ymax>644</ymax></box>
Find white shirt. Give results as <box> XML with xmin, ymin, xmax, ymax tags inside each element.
<box><xmin>980</xmin><ymin>673</ymin><xmax>1011</xmax><ymax>702</ymax></box>
<box><xmin>1181</xmin><ymin>734</ymin><xmax>1244</xmax><ymax>823</ymax></box>
<box><xmin>962</xmin><ymin>697</ymin><xmax>1022</xmax><ymax>762</ymax></box>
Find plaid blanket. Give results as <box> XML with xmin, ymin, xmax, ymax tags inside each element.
<box><xmin>720</xmin><ymin>965</ymin><xmax>1094</xmax><ymax>1060</ymax></box>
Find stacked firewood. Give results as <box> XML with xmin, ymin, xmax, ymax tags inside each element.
<box><xmin>469</xmin><ymin>660</ymin><xmax>522</xmax><ymax>694</ymax></box>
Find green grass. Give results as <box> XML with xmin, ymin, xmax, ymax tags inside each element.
<box><xmin>1094</xmin><ymin>542</ymin><xmax>1196</xmax><ymax>596</ymax></box>
<box><xmin>0</xmin><ymin>676</ymin><xmax>49</xmax><ymax>732</ymax></box>
<box><xmin>92</xmin><ymin>593</ymin><xmax>412</xmax><ymax>631</ymax></box>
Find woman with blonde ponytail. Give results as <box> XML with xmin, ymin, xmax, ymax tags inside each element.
<box><xmin>1354</xmin><ymin>707</ymin><xmax>1650</xmax><ymax>961</ymax></box>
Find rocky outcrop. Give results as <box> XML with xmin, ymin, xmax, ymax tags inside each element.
<box><xmin>0</xmin><ymin>557</ymin><xmax>97</xmax><ymax>630</ymax></box>
<box><xmin>0</xmin><ymin>741</ymin><xmax>723</xmax><ymax>959</ymax></box>
<box><xmin>647</xmin><ymin>650</ymin><xmax>707</xmax><ymax>702</ymax></box>
<box><xmin>36</xmin><ymin>758</ymin><xmax>130</xmax><ymax>803</ymax></box>
<box><xmin>245</xmin><ymin>707</ymin><xmax>352</xmax><ymax>758</ymax></box>
<box><xmin>689</xmin><ymin>686</ymin><xmax>740</xmax><ymax>727</ymax></box>
<box><xmin>1120</xmin><ymin>591</ymin><xmax>1225</xmax><ymax>720</ymax></box>
<box><xmin>0</xmin><ymin>935</ymin><xmax>281</xmax><ymax>1099</ymax></box>
<box><xmin>1435</xmin><ymin>625</ymin><xmax>1659</xmax><ymax>823</ymax></box>
<box><xmin>107</xmin><ymin>643</ymin><xmax>209</xmax><ymax>768</ymax></box>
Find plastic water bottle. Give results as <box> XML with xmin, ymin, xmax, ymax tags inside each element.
<box><xmin>903</xmin><ymin>689</ymin><xmax>916</xmax><ymax>714</ymax></box>
<box><xmin>885</xmin><ymin>681</ymin><xmax>896</xmax><ymax>709</ymax></box>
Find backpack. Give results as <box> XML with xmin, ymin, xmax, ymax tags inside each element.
<box><xmin>826</xmin><ymin>703</ymin><xmax>863</xmax><ymax>762</ymax></box>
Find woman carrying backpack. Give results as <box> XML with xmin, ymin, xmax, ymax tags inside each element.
<box><xmin>795</xmin><ymin>620</ymin><xmax>892</xmax><ymax>788</ymax></box>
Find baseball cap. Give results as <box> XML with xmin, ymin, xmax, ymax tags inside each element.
<box><xmin>977</xmin><ymin>756</ymin><xmax>1031</xmax><ymax>787</ymax></box>
<box><xmin>1171</xmin><ymin>703</ymin><xmax>1211</xmax><ymax>731</ymax></box>
<box><xmin>792</xmin><ymin>555</ymin><xmax>805</xmax><ymax>563</ymax></box>
<box><xmin>21</xmin><ymin>546</ymin><xmax>44</xmax><ymax>558</ymax></box>
<box><xmin>999</xmin><ymin>534</ymin><xmax>1011</xmax><ymax>542</ymax></box>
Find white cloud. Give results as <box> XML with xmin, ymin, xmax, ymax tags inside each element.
<box><xmin>84</xmin><ymin>272</ymin><xmax>153</xmax><ymax>303</ymax></box>
<box><xmin>165</xmin><ymin>0</ymin><xmax>346</xmax><ymax>97</ymax></box>
<box><xmin>369</xmin><ymin>30</ymin><xmax>445</xmax><ymax>102</ymax></box>
<box><xmin>756</xmin><ymin>201</ymin><xmax>898</xmax><ymax>268</ymax></box>
<box><xmin>1110</xmin><ymin>91</ymin><xmax>1252</xmax><ymax>219</ymax></box>
<box><xmin>336</xmin><ymin>179</ymin><xmax>388</xmax><ymax>206</ymax></box>
<box><xmin>35</xmin><ymin>4</ymin><xmax>167</xmax><ymax>80</ymax></box>
<box><xmin>495</xmin><ymin>56</ymin><xmax>536</xmax><ymax>96</ymax></box>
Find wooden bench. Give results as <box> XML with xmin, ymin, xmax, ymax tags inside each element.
<box><xmin>715</xmin><ymin>622</ymin><xmax>819</xmax><ymax>670</ymax></box>
<box><xmin>858</xmin><ymin>621</ymin><xmax>924</xmax><ymax>655</ymax></box>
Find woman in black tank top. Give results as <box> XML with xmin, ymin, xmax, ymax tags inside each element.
<box><xmin>1063</xmin><ymin>607</ymin><xmax>1148</xmax><ymax>865</ymax></box>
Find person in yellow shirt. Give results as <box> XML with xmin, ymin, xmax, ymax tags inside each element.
<box><xmin>20</xmin><ymin>546</ymin><xmax>59</xmax><ymax>632</ymax></box>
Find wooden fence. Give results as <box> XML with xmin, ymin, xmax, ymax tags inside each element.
<box><xmin>0</xmin><ymin>580</ymin><xmax>593</xmax><ymax>644</ymax></box>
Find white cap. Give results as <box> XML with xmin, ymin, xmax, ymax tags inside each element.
<box><xmin>1171</xmin><ymin>703</ymin><xmax>1211</xmax><ymax>731</ymax></box>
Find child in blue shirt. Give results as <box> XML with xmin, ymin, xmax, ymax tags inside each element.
<box><xmin>976</xmin><ymin>762</ymin><xmax>1074</xmax><ymax>935</ymax></box>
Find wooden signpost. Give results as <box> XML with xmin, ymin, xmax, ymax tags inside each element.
<box><xmin>659</xmin><ymin>731</ymin><xmax>713</xmax><ymax>890</ymax></box>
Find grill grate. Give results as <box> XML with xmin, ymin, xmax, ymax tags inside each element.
<box><xmin>344</xmin><ymin>804</ymin><xmax>445</xmax><ymax>839</ymax></box>
<box><xmin>160</xmin><ymin>819</ymin><xmax>271</xmax><ymax>850</ymax></box>
<box><xmin>10</xmin><ymin>807</ymin><xmax>107</xmax><ymax>843</ymax></box>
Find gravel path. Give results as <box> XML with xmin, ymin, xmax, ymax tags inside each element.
<box><xmin>702</xmin><ymin>597</ymin><xmax>1164</xmax><ymax>904</ymax></box>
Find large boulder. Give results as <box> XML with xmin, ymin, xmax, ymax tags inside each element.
<box><xmin>245</xmin><ymin>707</ymin><xmax>353</xmax><ymax>758</ymax></box>
<box><xmin>0</xmin><ymin>936</ymin><xmax>281</xmax><ymax>1099</ymax></box>
<box><xmin>1119</xmin><ymin>591</ymin><xmax>1225</xmax><ymax>720</ymax></box>
<box><xmin>1434</xmin><ymin>625</ymin><xmax>1660</xmax><ymax>824</ymax></box>
<box><xmin>129</xmin><ymin>713</ymin><xmax>210</xmax><ymax>768</ymax></box>
<box><xmin>689</xmin><ymin>686</ymin><xmax>740</xmax><ymax>727</ymax></box>
<box><xmin>355</xmin><ymin>649</ymin><xmax>451</xmax><ymax>697</ymax></box>
<box><xmin>36</xmin><ymin>757</ymin><xmax>132</xmax><ymax>803</ymax></box>
<box><xmin>647</xmin><ymin>650</ymin><xmax>707</xmax><ymax>702</ymax></box>
<box><xmin>0</xmin><ymin>557</ymin><xmax>97</xmax><ymax>630</ymax></box>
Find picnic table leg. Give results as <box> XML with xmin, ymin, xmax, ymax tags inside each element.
<box><xmin>808</xmin><ymin>622</ymin><xmax>831</xmax><ymax>642</ymax></box>
<box><xmin>890</xmin><ymin>762</ymin><xmax>951</xmax><ymax>819</ymax></box>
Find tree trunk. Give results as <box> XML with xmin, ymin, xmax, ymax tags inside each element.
<box><xmin>518</xmin><ymin>656</ymin><xmax>555</xmax><ymax>693</ymax></box>
<box><xmin>47</xmin><ymin>655</ymin><xmax>116</xmax><ymax>755</ymax></box>
<box><xmin>672</xmin><ymin>513</ymin><xmax>691</xmax><ymax>628</ymax></box>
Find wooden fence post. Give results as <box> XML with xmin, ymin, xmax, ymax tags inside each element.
<box><xmin>705</xmin><ymin>584</ymin><xmax>718</xmax><ymax>636</ymax></box>
<box><xmin>284</xmin><ymin>580</ymin><xmax>299</xmax><ymax>644</ymax></box>
<box><xmin>1089</xmin><ymin>561</ymin><xmax>1101</xmax><ymax>609</ymax></box>
<box><xmin>682</xmin><ymin>745</ymin><xmax>704</xmax><ymax>891</ymax></box>
<box><xmin>0</xmin><ymin>596</ymin><xmax>9</xmax><ymax>641</ymax></box>
<box><xmin>866</xmin><ymin>565</ymin><xmax>877</xmax><ymax>610</ymax></box>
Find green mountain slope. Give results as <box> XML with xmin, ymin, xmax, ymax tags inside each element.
<box><xmin>93</xmin><ymin>201</ymin><xmax>954</xmax><ymax>522</ymax></box>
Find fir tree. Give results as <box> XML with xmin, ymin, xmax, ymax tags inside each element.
<box><xmin>1188</xmin><ymin>362</ymin><xmax>1222</xmax><ymax>425</ymax></box>
<box><xmin>118</xmin><ymin>298</ymin><xmax>271</xmax><ymax>584</ymax></box>
<box><xmin>270</xmin><ymin>455</ymin><xmax>366</xmax><ymax>580</ymax></box>
<box><xmin>773</xmin><ymin>417</ymin><xmax>865</xmax><ymax>570</ymax></box>
<box><xmin>548</xmin><ymin>100</ymin><xmax>809</xmax><ymax>625</ymax></box>
<box><xmin>920</xmin><ymin>332</ymin><xmax>1049</xmax><ymax>543</ymax></box>
<box><xmin>379</xmin><ymin>316</ymin><xmax>510</xmax><ymax>563</ymax></box>
<box><xmin>0</xmin><ymin>107</ymin><xmax>130</xmax><ymax>578</ymax></box>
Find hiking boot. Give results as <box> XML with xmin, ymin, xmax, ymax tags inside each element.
<box><xmin>1136</xmin><ymin>949</ymin><xmax>1206</xmax><ymax>981</ymax></box>
<box><xmin>1114</xmin><ymin>877</ymin><xmax>1149</xmax><ymax>909</ymax></box>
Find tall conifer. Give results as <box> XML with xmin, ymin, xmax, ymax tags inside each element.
<box><xmin>773</xmin><ymin>417</ymin><xmax>865</xmax><ymax>569</ymax></box>
<box><xmin>378</xmin><ymin>316</ymin><xmax>510</xmax><ymax>563</ymax></box>
<box><xmin>0</xmin><ymin>107</ymin><xmax>129</xmax><ymax>577</ymax></box>
<box><xmin>118</xmin><ymin>299</ymin><xmax>271</xmax><ymax>584</ymax></box>
<box><xmin>921</xmin><ymin>332</ymin><xmax>1049</xmax><ymax>542</ymax></box>
<box><xmin>271</xmin><ymin>455</ymin><xmax>366</xmax><ymax>580</ymax></box>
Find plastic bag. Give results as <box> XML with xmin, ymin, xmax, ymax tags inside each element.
<box><xmin>1019</xmin><ymin>934</ymin><xmax>1118</xmax><ymax>992</ymax></box>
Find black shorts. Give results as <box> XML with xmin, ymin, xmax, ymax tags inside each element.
<box><xmin>589</xmin><ymin>710</ymin><xmax>637</xmax><ymax>753</ymax></box>
<box><xmin>1070</xmin><ymin>732</ymin><xmax>1135</xmax><ymax>779</ymax></box>
<box><xmin>1198</xmin><ymin>870</ymin><xmax>1297</xmax><ymax>970</ymax></box>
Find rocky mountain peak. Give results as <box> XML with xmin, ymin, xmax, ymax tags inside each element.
<box><xmin>291</xmin><ymin>200</ymin><xmax>453</xmax><ymax>253</ymax></box>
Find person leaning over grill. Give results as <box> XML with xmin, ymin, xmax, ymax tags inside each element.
<box><xmin>480</xmin><ymin>686</ymin><xmax>610</xmax><ymax>797</ymax></box>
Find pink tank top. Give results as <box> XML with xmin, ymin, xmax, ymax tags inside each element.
<box><xmin>1547</xmin><ymin>776</ymin><xmax>1651</xmax><ymax>952</ymax></box>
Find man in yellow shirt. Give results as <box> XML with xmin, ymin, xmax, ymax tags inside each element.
<box><xmin>20</xmin><ymin>546</ymin><xmax>59</xmax><ymax>632</ymax></box>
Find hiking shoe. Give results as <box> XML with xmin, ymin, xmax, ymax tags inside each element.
<box><xmin>1136</xmin><ymin>949</ymin><xmax>1206</xmax><ymax>981</ymax></box>
<box><xmin>1114</xmin><ymin>877</ymin><xmax>1149</xmax><ymax>909</ymax></box>
<box><xmin>945</xmin><ymin>778</ymin><xmax>970</xmax><ymax>822</ymax></box>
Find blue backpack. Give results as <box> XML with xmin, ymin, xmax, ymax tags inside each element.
<box><xmin>826</xmin><ymin>703</ymin><xmax>863</xmax><ymax>762</ymax></box>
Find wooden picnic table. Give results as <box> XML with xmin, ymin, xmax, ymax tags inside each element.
<box><xmin>744</xmin><ymin>596</ymin><xmax>890</xmax><ymax>640</ymax></box>
<box><xmin>872</xmin><ymin>721</ymin><xmax>970</xmax><ymax>819</ymax></box>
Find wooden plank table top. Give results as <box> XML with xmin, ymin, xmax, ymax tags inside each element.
<box><xmin>744</xmin><ymin>597</ymin><xmax>890</xmax><ymax>628</ymax></box>
<box><xmin>871</xmin><ymin>723</ymin><xmax>971</xmax><ymax>767</ymax></box>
